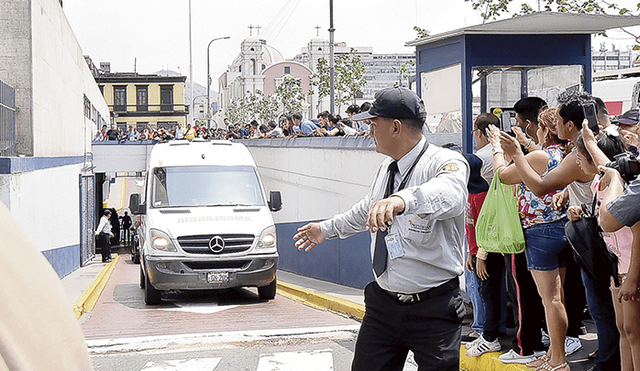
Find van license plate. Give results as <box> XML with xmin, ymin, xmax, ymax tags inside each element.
<box><xmin>207</xmin><ymin>272</ymin><xmax>229</xmax><ymax>283</ymax></box>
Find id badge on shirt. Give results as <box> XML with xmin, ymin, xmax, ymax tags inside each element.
<box><xmin>385</xmin><ymin>233</ymin><xmax>404</xmax><ymax>259</ymax></box>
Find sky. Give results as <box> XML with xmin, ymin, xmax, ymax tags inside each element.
<box><xmin>62</xmin><ymin>0</ymin><xmax>640</xmax><ymax>89</ymax></box>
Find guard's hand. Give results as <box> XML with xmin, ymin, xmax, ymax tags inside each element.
<box><xmin>294</xmin><ymin>223</ymin><xmax>325</xmax><ymax>252</ymax></box>
<box><xmin>476</xmin><ymin>258</ymin><xmax>489</xmax><ymax>280</ymax></box>
<box><xmin>366</xmin><ymin>196</ymin><xmax>405</xmax><ymax>233</ymax></box>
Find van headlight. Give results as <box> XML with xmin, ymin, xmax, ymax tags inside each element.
<box><xmin>149</xmin><ymin>229</ymin><xmax>178</xmax><ymax>252</ymax></box>
<box><xmin>256</xmin><ymin>225</ymin><xmax>277</xmax><ymax>251</ymax></box>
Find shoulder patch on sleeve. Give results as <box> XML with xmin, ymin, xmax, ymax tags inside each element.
<box><xmin>441</xmin><ymin>163</ymin><xmax>460</xmax><ymax>172</ymax></box>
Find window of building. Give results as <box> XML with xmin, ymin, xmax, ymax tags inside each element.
<box><xmin>99</xmin><ymin>85</ymin><xmax>104</xmax><ymax>95</ymax></box>
<box><xmin>160</xmin><ymin>85</ymin><xmax>174</xmax><ymax>111</ymax></box>
<box><xmin>114</xmin><ymin>86</ymin><xmax>127</xmax><ymax>111</ymax></box>
<box><xmin>136</xmin><ymin>85</ymin><xmax>148</xmax><ymax>112</ymax></box>
<box><xmin>136</xmin><ymin>122</ymin><xmax>148</xmax><ymax>132</ymax></box>
<box><xmin>284</xmin><ymin>66</ymin><xmax>291</xmax><ymax>74</ymax></box>
<box><xmin>84</xmin><ymin>95</ymin><xmax>91</xmax><ymax>118</ymax></box>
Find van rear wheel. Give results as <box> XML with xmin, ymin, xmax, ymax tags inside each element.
<box><xmin>144</xmin><ymin>273</ymin><xmax>162</xmax><ymax>305</ymax></box>
<box><xmin>258</xmin><ymin>279</ymin><xmax>277</xmax><ymax>300</ymax></box>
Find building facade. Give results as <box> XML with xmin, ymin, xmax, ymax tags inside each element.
<box><xmin>0</xmin><ymin>0</ymin><xmax>110</xmax><ymax>277</ymax></box>
<box><xmin>95</xmin><ymin>68</ymin><xmax>188</xmax><ymax>132</ymax></box>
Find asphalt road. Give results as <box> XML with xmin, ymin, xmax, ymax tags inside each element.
<box><xmin>80</xmin><ymin>253</ymin><xmax>382</xmax><ymax>370</ymax></box>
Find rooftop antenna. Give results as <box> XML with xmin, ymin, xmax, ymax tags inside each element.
<box><xmin>134</xmin><ymin>57</ymin><xmax>137</xmax><ymax>73</ymax></box>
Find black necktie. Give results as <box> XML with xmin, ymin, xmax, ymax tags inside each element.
<box><xmin>373</xmin><ymin>161</ymin><xmax>398</xmax><ymax>277</ymax></box>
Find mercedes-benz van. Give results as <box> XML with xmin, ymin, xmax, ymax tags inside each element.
<box><xmin>129</xmin><ymin>140</ymin><xmax>281</xmax><ymax>304</ymax></box>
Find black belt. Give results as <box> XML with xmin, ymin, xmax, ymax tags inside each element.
<box><xmin>380</xmin><ymin>277</ymin><xmax>459</xmax><ymax>304</ymax></box>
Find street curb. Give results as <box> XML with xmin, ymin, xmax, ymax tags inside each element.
<box><xmin>276</xmin><ymin>281</ymin><xmax>525</xmax><ymax>371</ymax></box>
<box><xmin>460</xmin><ymin>348</ymin><xmax>529</xmax><ymax>371</ymax></box>
<box><xmin>276</xmin><ymin>281</ymin><xmax>366</xmax><ymax>320</ymax></box>
<box><xmin>73</xmin><ymin>254</ymin><xmax>120</xmax><ymax>319</ymax></box>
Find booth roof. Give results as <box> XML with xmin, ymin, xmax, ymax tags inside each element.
<box><xmin>406</xmin><ymin>12</ymin><xmax>640</xmax><ymax>47</ymax></box>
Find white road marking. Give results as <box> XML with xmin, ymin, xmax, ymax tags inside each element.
<box><xmin>86</xmin><ymin>325</ymin><xmax>360</xmax><ymax>355</ymax></box>
<box><xmin>158</xmin><ymin>302</ymin><xmax>238</xmax><ymax>314</ymax></box>
<box><xmin>141</xmin><ymin>358</ymin><xmax>221</xmax><ymax>370</ymax></box>
<box><xmin>257</xmin><ymin>349</ymin><xmax>333</xmax><ymax>371</ymax></box>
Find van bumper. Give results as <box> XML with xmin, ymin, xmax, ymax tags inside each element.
<box><xmin>144</xmin><ymin>254</ymin><xmax>278</xmax><ymax>291</ymax></box>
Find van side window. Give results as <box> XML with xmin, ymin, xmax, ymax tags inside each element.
<box><xmin>152</xmin><ymin>168</ymin><xmax>169</xmax><ymax>206</ymax></box>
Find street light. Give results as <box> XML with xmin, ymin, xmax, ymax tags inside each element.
<box><xmin>207</xmin><ymin>36</ymin><xmax>230</xmax><ymax>128</ymax></box>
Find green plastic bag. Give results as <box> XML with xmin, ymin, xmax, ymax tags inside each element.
<box><xmin>475</xmin><ymin>171</ymin><xmax>525</xmax><ymax>254</ymax></box>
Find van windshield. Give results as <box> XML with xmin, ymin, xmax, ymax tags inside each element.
<box><xmin>151</xmin><ymin>165</ymin><xmax>265</xmax><ymax>208</ymax></box>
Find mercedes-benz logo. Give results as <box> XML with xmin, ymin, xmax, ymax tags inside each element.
<box><xmin>209</xmin><ymin>236</ymin><xmax>225</xmax><ymax>253</ymax></box>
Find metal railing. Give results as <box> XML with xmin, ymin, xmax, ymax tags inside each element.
<box><xmin>0</xmin><ymin>80</ymin><xmax>16</xmax><ymax>157</ymax></box>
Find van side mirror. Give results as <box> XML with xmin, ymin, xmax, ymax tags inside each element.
<box><xmin>129</xmin><ymin>193</ymin><xmax>146</xmax><ymax>215</ymax></box>
<box><xmin>268</xmin><ymin>191</ymin><xmax>282</xmax><ymax>212</ymax></box>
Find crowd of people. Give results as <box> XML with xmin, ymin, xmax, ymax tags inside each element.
<box><xmin>463</xmin><ymin>92</ymin><xmax>640</xmax><ymax>371</ymax></box>
<box><xmin>93</xmin><ymin>103</ymin><xmax>376</xmax><ymax>143</ymax></box>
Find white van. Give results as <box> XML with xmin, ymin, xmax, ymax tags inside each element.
<box><xmin>129</xmin><ymin>140</ymin><xmax>282</xmax><ymax>305</ymax></box>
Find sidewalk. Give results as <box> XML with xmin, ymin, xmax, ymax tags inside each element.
<box><xmin>62</xmin><ymin>254</ymin><xmax>599</xmax><ymax>371</ymax></box>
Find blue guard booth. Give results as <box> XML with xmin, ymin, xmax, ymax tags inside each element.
<box><xmin>406</xmin><ymin>12</ymin><xmax>640</xmax><ymax>153</ymax></box>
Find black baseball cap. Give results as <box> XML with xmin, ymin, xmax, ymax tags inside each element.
<box><xmin>352</xmin><ymin>87</ymin><xmax>426</xmax><ymax>122</ymax></box>
<box><xmin>614</xmin><ymin>108</ymin><xmax>639</xmax><ymax>126</ymax></box>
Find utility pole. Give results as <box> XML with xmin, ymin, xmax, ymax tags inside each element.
<box><xmin>207</xmin><ymin>37</ymin><xmax>230</xmax><ymax>128</ymax></box>
<box><xmin>329</xmin><ymin>0</ymin><xmax>335</xmax><ymax>114</ymax></box>
<box><xmin>189</xmin><ymin>0</ymin><xmax>193</xmax><ymax>126</ymax></box>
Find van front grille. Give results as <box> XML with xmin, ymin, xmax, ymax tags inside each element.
<box><xmin>177</xmin><ymin>234</ymin><xmax>255</xmax><ymax>254</ymax></box>
<box><xmin>183</xmin><ymin>260</ymin><xmax>250</xmax><ymax>270</ymax></box>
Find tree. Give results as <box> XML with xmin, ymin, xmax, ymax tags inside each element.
<box><xmin>464</xmin><ymin>0</ymin><xmax>639</xmax><ymax>22</ymax></box>
<box><xmin>311</xmin><ymin>48</ymin><xmax>367</xmax><ymax>113</ymax></box>
<box><xmin>272</xmin><ymin>75</ymin><xmax>307</xmax><ymax>117</ymax></box>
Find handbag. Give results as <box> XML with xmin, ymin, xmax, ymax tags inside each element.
<box><xmin>564</xmin><ymin>194</ymin><xmax>620</xmax><ymax>286</ymax></box>
<box><xmin>475</xmin><ymin>171</ymin><xmax>526</xmax><ymax>254</ymax></box>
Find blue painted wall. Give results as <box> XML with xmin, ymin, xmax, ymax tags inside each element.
<box><xmin>276</xmin><ymin>221</ymin><xmax>374</xmax><ymax>289</ymax></box>
<box><xmin>41</xmin><ymin>244</ymin><xmax>80</xmax><ymax>279</ymax></box>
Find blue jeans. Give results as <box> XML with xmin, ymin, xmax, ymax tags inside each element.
<box><xmin>465</xmin><ymin>251</ymin><xmax>484</xmax><ymax>335</ymax></box>
<box><xmin>581</xmin><ymin>270</ymin><xmax>620</xmax><ymax>371</ymax></box>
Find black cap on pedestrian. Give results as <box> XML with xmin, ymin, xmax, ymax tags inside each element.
<box><xmin>351</xmin><ymin>87</ymin><xmax>426</xmax><ymax>122</ymax></box>
<box><xmin>614</xmin><ymin>108</ymin><xmax>639</xmax><ymax>126</ymax></box>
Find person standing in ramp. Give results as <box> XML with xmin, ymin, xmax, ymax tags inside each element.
<box><xmin>294</xmin><ymin>87</ymin><xmax>469</xmax><ymax>371</ymax></box>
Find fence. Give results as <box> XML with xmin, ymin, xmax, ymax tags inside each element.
<box><xmin>0</xmin><ymin>80</ymin><xmax>16</xmax><ymax>157</ymax></box>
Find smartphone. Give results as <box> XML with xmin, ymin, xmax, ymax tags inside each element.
<box><xmin>582</xmin><ymin>102</ymin><xmax>600</xmax><ymax>134</ymax></box>
<box><xmin>501</xmin><ymin>111</ymin><xmax>514</xmax><ymax>132</ymax></box>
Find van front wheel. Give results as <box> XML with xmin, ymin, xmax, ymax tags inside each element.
<box><xmin>258</xmin><ymin>279</ymin><xmax>277</xmax><ymax>300</ymax></box>
<box><xmin>144</xmin><ymin>274</ymin><xmax>162</xmax><ymax>305</ymax></box>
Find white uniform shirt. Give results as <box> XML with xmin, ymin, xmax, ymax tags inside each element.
<box><xmin>319</xmin><ymin>137</ymin><xmax>469</xmax><ymax>294</ymax></box>
<box><xmin>96</xmin><ymin>215</ymin><xmax>112</xmax><ymax>235</ymax></box>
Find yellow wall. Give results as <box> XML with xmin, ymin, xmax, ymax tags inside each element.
<box><xmin>98</xmin><ymin>79</ymin><xmax>186</xmax><ymax>128</ymax></box>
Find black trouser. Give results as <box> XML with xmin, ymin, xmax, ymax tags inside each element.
<box><xmin>121</xmin><ymin>227</ymin><xmax>131</xmax><ymax>244</ymax></box>
<box><xmin>351</xmin><ymin>280</ymin><xmax>464</xmax><ymax>371</ymax></box>
<box><xmin>476</xmin><ymin>253</ymin><xmax>505</xmax><ymax>342</ymax></box>
<box><xmin>98</xmin><ymin>232</ymin><xmax>112</xmax><ymax>262</ymax></box>
<box><xmin>510</xmin><ymin>253</ymin><xmax>546</xmax><ymax>355</ymax></box>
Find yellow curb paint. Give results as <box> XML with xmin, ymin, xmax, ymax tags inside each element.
<box><xmin>460</xmin><ymin>347</ymin><xmax>529</xmax><ymax>371</ymax></box>
<box><xmin>73</xmin><ymin>254</ymin><xmax>120</xmax><ymax>319</ymax></box>
<box><xmin>276</xmin><ymin>282</ymin><xmax>365</xmax><ymax>320</ymax></box>
<box><xmin>276</xmin><ymin>282</ymin><xmax>529</xmax><ymax>371</ymax></box>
